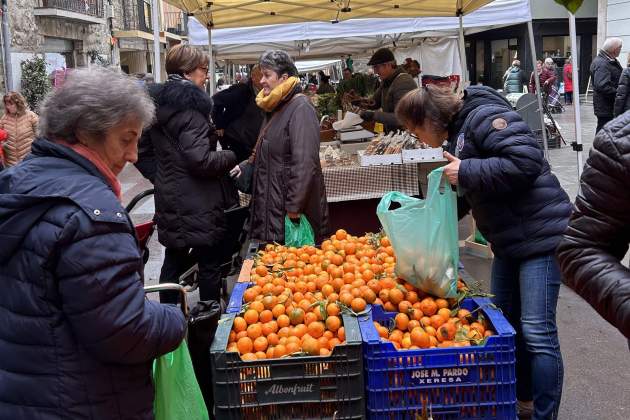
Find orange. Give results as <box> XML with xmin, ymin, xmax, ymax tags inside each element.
<box><xmin>437</xmin><ymin>308</ymin><xmax>452</xmax><ymax>323</ymax></box>
<box><xmin>286</xmin><ymin>341</ymin><xmax>300</xmax><ymax>354</ymax></box>
<box><xmin>383</xmin><ymin>301</ymin><xmax>397</xmax><ymax>312</ymax></box>
<box><xmin>243</xmin><ymin>288</ymin><xmax>258</xmax><ymax>303</ymax></box>
<box><xmin>351</xmin><ymin>297</ymin><xmax>367</xmax><ymax>313</ymax></box>
<box><xmin>236</xmin><ymin>331</ymin><xmax>248</xmax><ymax>340</ymax></box>
<box><xmin>277</xmin><ymin>314</ymin><xmax>290</xmax><ymax>328</ymax></box>
<box><xmin>317</xmin><ymin>336</ymin><xmax>329</xmax><ymax>350</ymax></box>
<box><xmin>438</xmin><ymin>323</ymin><xmax>456</xmax><ymax>342</ymax></box>
<box><xmin>362</xmin><ymin>289</ymin><xmax>377</xmax><ymax>304</ymax></box>
<box><xmin>253</xmin><ymin>336</ymin><xmax>268</xmax><ymax>352</ymax></box>
<box><xmin>293</xmin><ymin>324</ymin><xmax>307</xmax><ymax>338</ymax></box>
<box><xmin>395</xmin><ymin>313</ymin><xmax>410</xmax><ymax>331</ymax></box>
<box><xmin>335</xmin><ymin>229</ymin><xmax>348</xmax><ymax>241</ymax></box>
<box><xmin>378</xmin><ymin>289</ymin><xmax>390</xmax><ymax>303</ymax></box>
<box><xmin>424</xmin><ymin>326</ymin><xmax>437</xmax><ymax>337</ymax></box>
<box><xmin>237</xmin><ymin>337</ymin><xmax>253</xmax><ymax>354</ymax></box>
<box><xmin>321</xmin><ymin>284</ymin><xmax>335</xmax><ymax>297</ymax></box>
<box><xmin>407</xmin><ymin>320</ymin><xmax>420</xmax><ymax>332</ymax></box>
<box><xmin>388</xmin><ymin>288</ymin><xmax>405</xmax><ymax>305</ymax></box>
<box><xmin>247</xmin><ymin>323</ymin><xmax>262</xmax><ymax>339</ymax></box>
<box><xmin>326</xmin><ymin>303</ymin><xmax>340</xmax><ymax>317</ymax></box>
<box><xmin>361</xmin><ymin>269</ymin><xmax>375</xmax><ymax>281</ymax></box>
<box><xmin>308</xmin><ymin>321</ymin><xmax>325</xmax><ymax>338</ymax></box>
<box><xmin>289</xmin><ymin>308</ymin><xmax>305</xmax><ymax>325</ymax></box>
<box><xmin>367</xmin><ymin>279</ymin><xmax>381</xmax><ymax>294</ymax></box>
<box><xmin>389</xmin><ymin>329</ymin><xmax>403</xmax><ymax>343</ymax></box>
<box><xmin>249</xmin><ymin>301</ymin><xmax>265</xmax><ymax>314</ymax></box>
<box><xmin>304</xmin><ymin>311</ymin><xmax>318</xmax><ymax>326</ymax></box>
<box><xmin>419</xmin><ymin>298</ymin><xmax>438</xmax><ymax>316</ymax></box>
<box><xmin>430</xmin><ymin>314</ymin><xmax>446</xmax><ymax>329</ymax></box>
<box><xmin>274</xmin><ymin>344</ymin><xmax>288</xmax><ymax>358</ymax></box>
<box><xmin>319</xmin><ymin>348</ymin><xmax>331</xmax><ymax>356</ymax></box>
<box><xmin>398</xmin><ymin>300</ymin><xmax>413</xmax><ymax>314</ymax></box>
<box><xmin>435</xmin><ymin>298</ymin><xmax>449</xmax><ymax>310</ymax></box>
<box><xmin>241</xmin><ymin>353</ymin><xmax>257</xmax><ymax>361</ymax></box>
<box><xmin>259</xmin><ymin>310</ymin><xmax>273</xmax><ymax>323</ymax></box>
<box><xmin>457</xmin><ymin>309</ymin><xmax>472</xmax><ymax>324</ymax></box>
<box><xmin>243</xmin><ymin>309</ymin><xmax>259</xmax><ymax>325</ymax></box>
<box><xmin>470</xmin><ymin>322</ymin><xmax>486</xmax><ymax>335</ymax></box>
<box><xmin>328</xmin><ymin>337</ymin><xmax>341</xmax><ymax>349</ymax></box>
<box><xmin>255</xmin><ymin>265</ymin><xmax>268</xmax><ymax>277</ymax></box>
<box><xmin>301</xmin><ymin>336</ymin><xmax>321</xmax><ymax>355</ymax></box>
<box><xmin>410</xmin><ymin>327</ymin><xmax>431</xmax><ymax>348</ymax></box>
<box><xmin>339</xmin><ymin>292</ymin><xmax>353</xmax><ymax>307</ymax></box>
<box><xmin>402</xmin><ymin>336</ymin><xmax>412</xmax><ymax>349</ymax></box>
<box><xmin>272</xmin><ymin>304</ymin><xmax>285</xmax><ymax>318</ymax></box>
<box><xmin>266</xmin><ymin>347</ymin><xmax>276</xmax><ymax>359</ymax></box>
<box><xmin>233</xmin><ymin>317</ymin><xmax>247</xmax><ymax>333</ymax></box>
<box><xmin>267</xmin><ymin>333</ymin><xmax>280</xmax><ymax>346</ymax></box>
<box><xmin>337</xmin><ymin>326</ymin><xmax>346</xmax><ymax>342</ymax></box>
<box><xmin>325</xmin><ymin>315</ymin><xmax>341</xmax><ymax>332</ymax></box>
<box><xmin>278</xmin><ymin>326</ymin><xmax>291</xmax><ymax>338</ymax></box>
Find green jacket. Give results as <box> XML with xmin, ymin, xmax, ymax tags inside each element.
<box><xmin>367</xmin><ymin>68</ymin><xmax>417</xmax><ymax>132</ymax></box>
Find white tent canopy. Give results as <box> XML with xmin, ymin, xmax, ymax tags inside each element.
<box><xmin>295</xmin><ymin>59</ymin><xmax>342</xmax><ymax>73</ymax></box>
<box><xmin>188</xmin><ymin>0</ymin><xmax>532</xmax><ymax>61</ymax></box>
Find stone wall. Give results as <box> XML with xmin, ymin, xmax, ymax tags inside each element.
<box><xmin>9</xmin><ymin>0</ymin><xmax>42</xmax><ymax>52</ymax></box>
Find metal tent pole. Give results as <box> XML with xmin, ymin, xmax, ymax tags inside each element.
<box><xmin>458</xmin><ymin>13</ymin><xmax>468</xmax><ymax>84</ymax></box>
<box><xmin>150</xmin><ymin>0</ymin><xmax>161</xmax><ymax>82</ymax></box>
<box><xmin>569</xmin><ymin>12</ymin><xmax>584</xmax><ymax>179</ymax></box>
<box><xmin>208</xmin><ymin>27</ymin><xmax>215</xmax><ymax>95</ymax></box>
<box><xmin>527</xmin><ymin>20</ymin><xmax>549</xmax><ymax>158</ymax></box>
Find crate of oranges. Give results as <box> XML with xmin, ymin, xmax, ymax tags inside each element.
<box><xmin>358</xmin><ymin>272</ymin><xmax>516</xmax><ymax>419</ymax></box>
<box><xmin>210</xmin><ymin>231</ymin><xmax>374</xmax><ymax>419</ymax></box>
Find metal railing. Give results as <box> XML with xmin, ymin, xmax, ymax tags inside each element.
<box><xmin>163</xmin><ymin>11</ymin><xmax>186</xmax><ymax>36</ymax></box>
<box><xmin>41</xmin><ymin>0</ymin><xmax>104</xmax><ymax>18</ymax></box>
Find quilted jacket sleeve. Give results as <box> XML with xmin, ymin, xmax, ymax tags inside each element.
<box><xmin>557</xmin><ymin>128</ymin><xmax>630</xmax><ymax>339</ymax></box>
<box><xmin>54</xmin><ymin>212</ymin><xmax>187</xmax><ymax>363</ymax></box>
<box><xmin>135</xmin><ymin>129</ymin><xmax>156</xmax><ymax>183</ymax></box>
<box><xmin>165</xmin><ymin>109</ymin><xmax>237</xmax><ymax>178</ymax></box>
<box><xmin>285</xmin><ymin>100</ymin><xmax>320</xmax><ymax>215</ymax></box>
<box><xmin>614</xmin><ymin>69</ymin><xmax>630</xmax><ymax>117</ymax></box>
<box><xmin>593</xmin><ymin>60</ymin><xmax>619</xmax><ymax>97</ymax></box>
<box><xmin>458</xmin><ymin>106</ymin><xmax>543</xmax><ymax>194</ymax></box>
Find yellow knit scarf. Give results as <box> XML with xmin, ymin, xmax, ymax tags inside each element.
<box><xmin>256</xmin><ymin>76</ymin><xmax>300</xmax><ymax>112</ymax></box>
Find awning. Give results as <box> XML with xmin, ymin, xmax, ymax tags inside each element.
<box><xmin>164</xmin><ymin>0</ymin><xmax>494</xmax><ymax>29</ymax></box>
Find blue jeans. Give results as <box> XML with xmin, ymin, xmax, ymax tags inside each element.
<box><xmin>491</xmin><ymin>253</ymin><xmax>564</xmax><ymax>420</ymax></box>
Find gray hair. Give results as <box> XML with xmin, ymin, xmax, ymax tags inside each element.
<box><xmin>512</xmin><ymin>60</ymin><xmax>520</xmax><ymax>67</ymax></box>
<box><xmin>259</xmin><ymin>50</ymin><xmax>298</xmax><ymax>77</ymax></box>
<box><xmin>602</xmin><ymin>37</ymin><xmax>623</xmax><ymax>53</ymax></box>
<box><xmin>38</xmin><ymin>68</ymin><xmax>155</xmax><ymax>143</ymax></box>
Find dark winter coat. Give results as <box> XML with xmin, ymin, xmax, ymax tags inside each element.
<box><xmin>613</xmin><ymin>67</ymin><xmax>630</xmax><ymax>117</ymax></box>
<box><xmin>590</xmin><ymin>50</ymin><xmax>623</xmax><ymax>117</ymax></box>
<box><xmin>448</xmin><ymin>86</ymin><xmax>572</xmax><ymax>259</ymax></box>
<box><xmin>367</xmin><ymin>68</ymin><xmax>417</xmax><ymax>133</ymax></box>
<box><xmin>212</xmin><ymin>81</ymin><xmax>264</xmax><ymax>162</ymax></box>
<box><xmin>557</xmin><ymin>114</ymin><xmax>630</xmax><ymax>339</ymax></box>
<box><xmin>249</xmin><ymin>88</ymin><xmax>330</xmax><ymax>243</ymax></box>
<box><xmin>503</xmin><ymin>66</ymin><xmax>527</xmax><ymax>94</ymax></box>
<box><xmin>139</xmin><ymin>78</ymin><xmax>238</xmax><ymax>249</ymax></box>
<box><xmin>0</xmin><ymin>140</ymin><xmax>187</xmax><ymax>420</ymax></box>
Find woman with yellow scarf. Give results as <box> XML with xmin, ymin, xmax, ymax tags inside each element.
<box><xmin>246</xmin><ymin>50</ymin><xmax>329</xmax><ymax>243</ymax></box>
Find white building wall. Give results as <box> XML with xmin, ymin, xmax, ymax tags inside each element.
<box><xmin>531</xmin><ymin>0</ymin><xmax>597</xmax><ymax>19</ymax></box>
<box><xmin>606</xmin><ymin>0</ymin><xmax>630</xmax><ymax>66</ymax></box>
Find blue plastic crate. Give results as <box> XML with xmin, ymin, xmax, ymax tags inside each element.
<box><xmin>359</xmin><ymin>297</ymin><xmax>516</xmax><ymax>419</ymax></box>
<box><xmin>226</xmin><ymin>281</ymin><xmax>250</xmax><ymax>314</ymax></box>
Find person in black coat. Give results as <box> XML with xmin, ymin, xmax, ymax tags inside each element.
<box><xmin>0</xmin><ymin>68</ymin><xmax>187</xmax><ymax>419</ymax></box>
<box><xmin>557</xmin><ymin>113</ymin><xmax>630</xmax><ymax>342</ymax></box>
<box><xmin>137</xmin><ymin>44</ymin><xmax>238</xmax><ymax>303</ymax></box>
<box><xmin>212</xmin><ymin>65</ymin><xmax>265</xmax><ymax>162</ymax></box>
<box><xmin>396</xmin><ymin>85</ymin><xmax>572</xmax><ymax>419</ymax></box>
<box><xmin>613</xmin><ymin>54</ymin><xmax>630</xmax><ymax>117</ymax></box>
<box><xmin>590</xmin><ymin>37</ymin><xmax>623</xmax><ymax>132</ymax></box>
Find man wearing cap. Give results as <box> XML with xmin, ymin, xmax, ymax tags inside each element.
<box><xmin>359</xmin><ymin>48</ymin><xmax>417</xmax><ymax>133</ymax></box>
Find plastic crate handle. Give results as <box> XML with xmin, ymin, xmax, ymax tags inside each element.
<box><xmin>226</xmin><ymin>282</ymin><xmax>251</xmax><ymax>314</ymax></box>
<box><xmin>357</xmin><ymin>308</ymin><xmax>382</xmax><ymax>344</ymax></box>
<box><xmin>472</xmin><ymin>296</ymin><xmax>516</xmax><ymax>336</ymax></box>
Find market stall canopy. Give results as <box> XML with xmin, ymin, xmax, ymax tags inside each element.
<box><xmin>295</xmin><ymin>59</ymin><xmax>342</xmax><ymax>73</ymax></box>
<box><xmin>164</xmin><ymin>0</ymin><xmax>494</xmax><ymax>29</ymax></box>
<box><xmin>188</xmin><ymin>0</ymin><xmax>531</xmax><ymax>60</ymax></box>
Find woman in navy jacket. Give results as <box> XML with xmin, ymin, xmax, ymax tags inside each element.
<box><xmin>396</xmin><ymin>85</ymin><xmax>572</xmax><ymax>420</ymax></box>
<box><xmin>0</xmin><ymin>68</ymin><xmax>187</xmax><ymax>419</ymax></box>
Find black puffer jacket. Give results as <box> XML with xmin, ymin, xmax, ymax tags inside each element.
<box><xmin>590</xmin><ymin>51</ymin><xmax>623</xmax><ymax>117</ymax></box>
<box><xmin>557</xmin><ymin>114</ymin><xmax>630</xmax><ymax>339</ymax></box>
<box><xmin>614</xmin><ymin>67</ymin><xmax>630</xmax><ymax>117</ymax></box>
<box><xmin>212</xmin><ymin>81</ymin><xmax>264</xmax><ymax>162</ymax></box>
<box><xmin>448</xmin><ymin>86</ymin><xmax>572</xmax><ymax>259</ymax></box>
<box><xmin>0</xmin><ymin>140</ymin><xmax>186</xmax><ymax>419</ymax></box>
<box><xmin>142</xmin><ymin>78</ymin><xmax>238</xmax><ymax>249</ymax></box>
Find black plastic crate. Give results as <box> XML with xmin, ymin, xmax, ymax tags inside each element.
<box><xmin>210</xmin><ymin>310</ymin><xmax>365</xmax><ymax>419</ymax></box>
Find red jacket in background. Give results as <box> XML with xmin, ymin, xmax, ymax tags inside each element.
<box><xmin>563</xmin><ymin>63</ymin><xmax>573</xmax><ymax>93</ymax></box>
<box><xmin>0</xmin><ymin>128</ymin><xmax>8</xmax><ymax>164</ymax></box>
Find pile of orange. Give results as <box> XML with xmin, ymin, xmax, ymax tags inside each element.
<box><xmin>370</xmin><ymin>276</ymin><xmax>496</xmax><ymax>349</ymax></box>
<box><xmin>226</xmin><ymin>229</ymin><xmax>495</xmax><ymax>360</ymax></box>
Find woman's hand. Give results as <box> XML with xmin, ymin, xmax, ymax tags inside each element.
<box><xmin>443</xmin><ymin>152</ymin><xmax>461</xmax><ymax>186</ymax></box>
<box><xmin>229</xmin><ymin>165</ymin><xmax>241</xmax><ymax>179</ymax></box>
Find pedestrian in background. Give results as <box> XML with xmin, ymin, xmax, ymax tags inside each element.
<box><xmin>212</xmin><ymin>65</ymin><xmax>265</xmax><ymax>162</ymax></box>
<box><xmin>529</xmin><ymin>59</ymin><xmax>543</xmax><ymax>94</ymax></box>
<box><xmin>503</xmin><ymin>59</ymin><xmax>528</xmax><ymax>94</ymax></box>
<box><xmin>613</xmin><ymin>53</ymin><xmax>630</xmax><ymax>117</ymax></box>
<box><xmin>246</xmin><ymin>50</ymin><xmax>329</xmax><ymax>243</ymax></box>
<box><xmin>590</xmin><ymin>37</ymin><xmax>623</xmax><ymax>132</ymax></box>
<box><xmin>0</xmin><ymin>68</ymin><xmax>187</xmax><ymax>420</ymax></box>
<box><xmin>563</xmin><ymin>57</ymin><xmax>574</xmax><ymax>104</ymax></box>
<box><xmin>396</xmin><ymin>84</ymin><xmax>571</xmax><ymax>420</ymax></box>
<box><xmin>0</xmin><ymin>92</ymin><xmax>38</xmax><ymax>167</ymax></box>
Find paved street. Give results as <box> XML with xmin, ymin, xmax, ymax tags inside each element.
<box><xmin>119</xmin><ymin>101</ymin><xmax>629</xmax><ymax>419</ymax></box>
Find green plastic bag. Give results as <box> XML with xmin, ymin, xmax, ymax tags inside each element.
<box><xmin>153</xmin><ymin>340</ymin><xmax>209</xmax><ymax>420</ymax></box>
<box><xmin>377</xmin><ymin>167</ymin><xmax>458</xmax><ymax>298</ymax></box>
<box><xmin>284</xmin><ymin>215</ymin><xmax>315</xmax><ymax>247</ymax></box>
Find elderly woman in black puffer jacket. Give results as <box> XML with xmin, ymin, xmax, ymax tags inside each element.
<box><xmin>557</xmin><ymin>114</ymin><xmax>630</xmax><ymax>342</ymax></box>
<box><xmin>138</xmin><ymin>44</ymin><xmax>237</xmax><ymax>303</ymax></box>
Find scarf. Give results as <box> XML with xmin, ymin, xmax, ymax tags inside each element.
<box><xmin>256</xmin><ymin>76</ymin><xmax>300</xmax><ymax>113</ymax></box>
<box><xmin>58</xmin><ymin>140</ymin><xmax>122</xmax><ymax>201</ymax></box>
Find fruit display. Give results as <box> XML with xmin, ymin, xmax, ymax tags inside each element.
<box><xmin>227</xmin><ymin>230</ymin><xmax>494</xmax><ymax>361</ymax></box>
<box><xmin>364</xmin><ymin>130</ymin><xmax>432</xmax><ymax>155</ymax></box>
